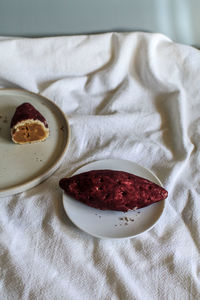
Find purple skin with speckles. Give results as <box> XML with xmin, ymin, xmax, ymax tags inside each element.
<box><xmin>10</xmin><ymin>102</ymin><xmax>48</xmax><ymax>128</ymax></box>
<box><xmin>59</xmin><ymin>170</ymin><xmax>168</xmax><ymax>212</ymax></box>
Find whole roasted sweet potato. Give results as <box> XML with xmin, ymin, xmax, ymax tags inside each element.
<box><xmin>59</xmin><ymin>170</ymin><xmax>168</xmax><ymax>212</ymax></box>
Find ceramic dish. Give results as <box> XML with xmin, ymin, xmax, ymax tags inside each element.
<box><xmin>62</xmin><ymin>158</ymin><xmax>166</xmax><ymax>239</ymax></box>
<box><xmin>0</xmin><ymin>89</ymin><xmax>70</xmax><ymax>197</ymax></box>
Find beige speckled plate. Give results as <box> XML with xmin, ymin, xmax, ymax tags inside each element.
<box><xmin>0</xmin><ymin>89</ymin><xmax>70</xmax><ymax>197</ymax></box>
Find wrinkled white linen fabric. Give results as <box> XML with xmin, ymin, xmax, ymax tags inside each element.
<box><xmin>0</xmin><ymin>32</ymin><xmax>200</xmax><ymax>300</ymax></box>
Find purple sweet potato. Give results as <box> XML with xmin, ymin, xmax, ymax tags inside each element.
<box><xmin>11</xmin><ymin>103</ymin><xmax>49</xmax><ymax>144</ymax></box>
<box><xmin>59</xmin><ymin>170</ymin><xmax>168</xmax><ymax>212</ymax></box>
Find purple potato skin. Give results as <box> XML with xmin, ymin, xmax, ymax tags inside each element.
<box><xmin>10</xmin><ymin>102</ymin><xmax>48</xmax><ymax>129</ymax></box>
<box><xmin>59</xmin><ymin>170</ymin><xmax>168</xmax><ymax>212</ymax></box>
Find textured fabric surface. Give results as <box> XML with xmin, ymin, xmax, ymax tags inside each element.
<box><xmin>0</xmin><ymin>32</ymin><xmax>200</xmax><ymax>300</ymax></box>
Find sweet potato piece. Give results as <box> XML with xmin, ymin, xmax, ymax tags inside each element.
<box><xmin>11</xmin><ymin>102</ymin><xmax>49</xmax><ymax>144</ymax></box>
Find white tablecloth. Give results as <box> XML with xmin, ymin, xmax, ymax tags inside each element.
<box><xmin>0</xmin><ymin>32</ymin><xmax>200</xmax><ymax>300</ymax></box>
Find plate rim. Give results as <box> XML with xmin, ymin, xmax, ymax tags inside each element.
<box><xmin>0</xmin><ymin>88</ymin><xmax>70</xmax><ymax>197</ymax></box>
<box><xmin>62</xmin><ymin>158</ymin><xmax>166</xmax><ymax>239</ymax></box>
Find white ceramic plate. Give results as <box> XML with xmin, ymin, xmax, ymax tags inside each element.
<box><xmin>62</xmin><ymin>159</ymin><xmax>166</xmax><ymax>239</ymax></box>
<box><xmin>0</xmin><ymin>89</ymin><xmax>70</xmax><ymax>197</ymax></box>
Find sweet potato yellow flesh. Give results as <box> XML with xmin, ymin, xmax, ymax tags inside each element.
<box><xmin>12</xmin><ymin>123</ymin><xmax>46</xmax><ymax>144</ymax></box>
